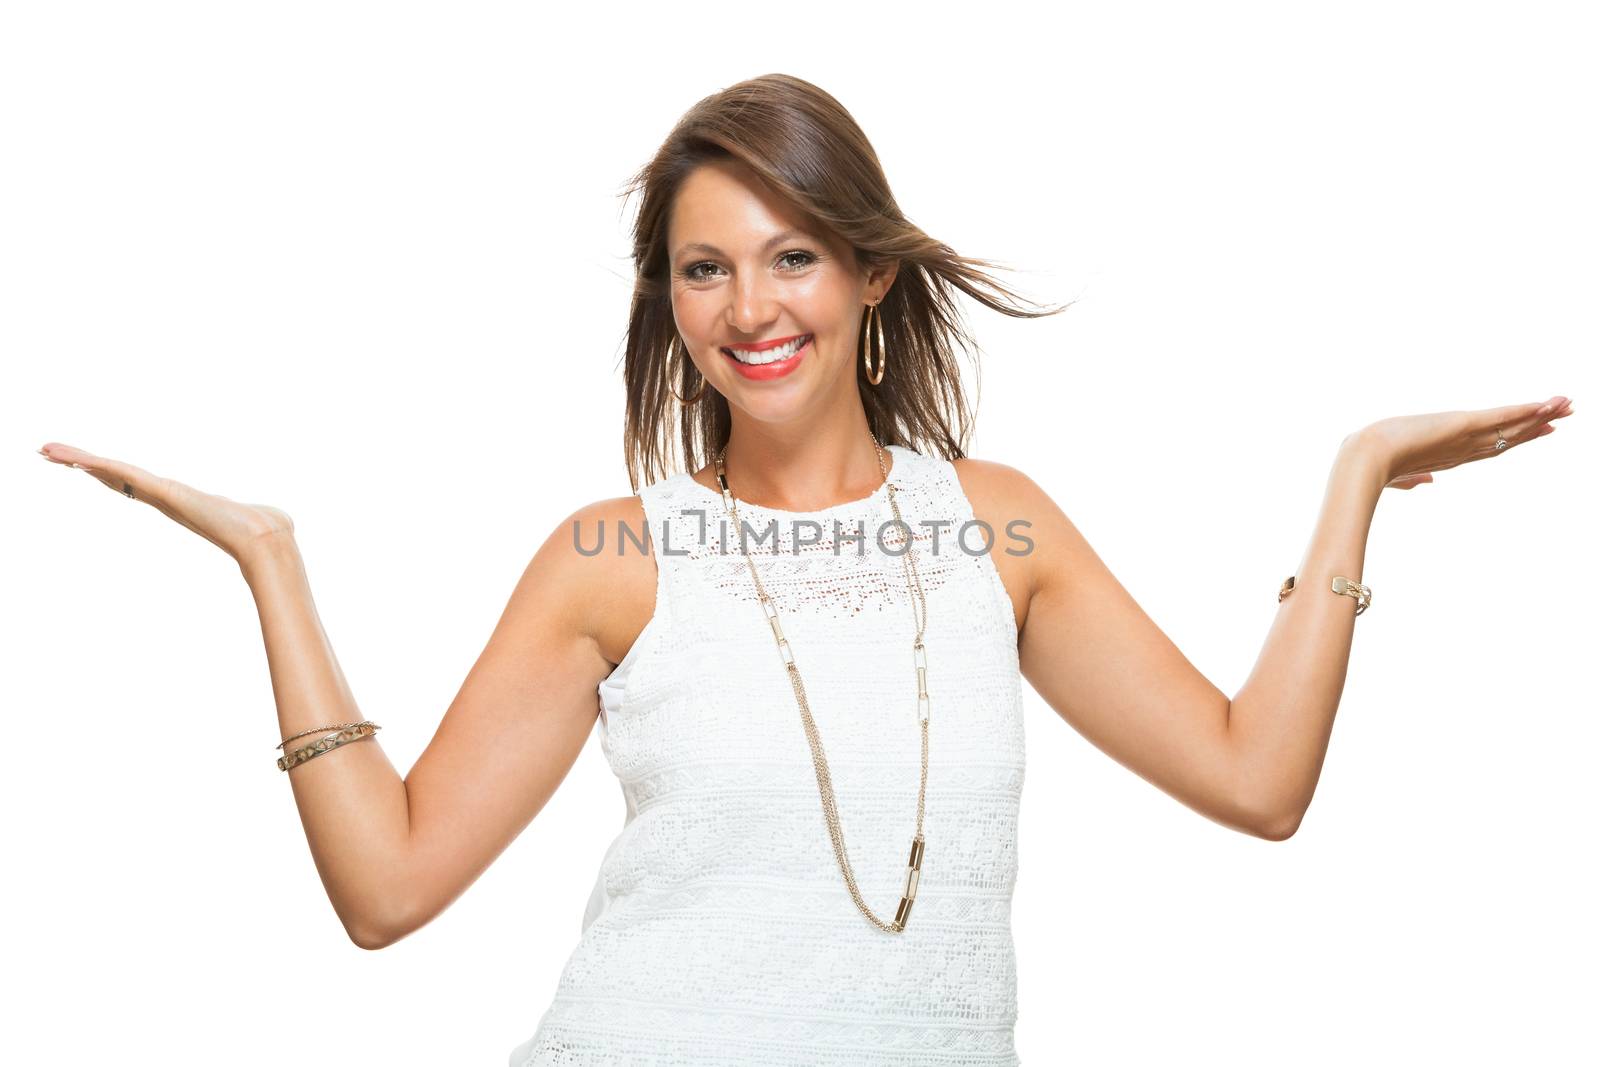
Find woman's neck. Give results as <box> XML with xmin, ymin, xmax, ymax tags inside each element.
<box><xmin>710</xmin><ymin>418</ymin><xmax>893</xmax><ymax>513</ymax></box>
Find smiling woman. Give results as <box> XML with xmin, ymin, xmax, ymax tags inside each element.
<box><xmin>499</xmin><ymin>72</ymin><xmax>1070</xmax><ymax>1065</ymax></box>
<box><xmin>36</xmin><ymin>65</ymin><xmax>1576</xmax><ymax>1067</ymax></box>
<box><xmin>618</xmin><ymin>72</ymin><xmax>1068</xmax><ymax>493</ymax></box>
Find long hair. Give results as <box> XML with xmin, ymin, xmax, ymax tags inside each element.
<box><xmin>619</xmin><ymin>73</ymin><xmax>1069</xmax><ymax>492</ymax></box>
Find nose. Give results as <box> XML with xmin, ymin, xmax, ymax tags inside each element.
<box><xmin>725</xmin><ymin>269</ymin><xmax>780</xmax><ymax>338</ymax></box>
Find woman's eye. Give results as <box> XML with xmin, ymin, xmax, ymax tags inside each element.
<box><xmin>681</xmin><ymin>262</ymin><xmax>722</xmax><ymax>283</ymax></box>
<box><xmin>679</xmin><ymin>250</ymin><xmax>814</xmax><ymax>284</ymax></box>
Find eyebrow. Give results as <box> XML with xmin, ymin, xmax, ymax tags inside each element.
<box><xmin>673</xmin><ymin>229</ymin><xmax>816</xmax><ymax>260</ymax></box>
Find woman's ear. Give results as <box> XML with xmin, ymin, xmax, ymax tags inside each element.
<box><xmin>867</xmin><ymin>258</ymin><xmax>900</xmax><ymax>304</ymax></box>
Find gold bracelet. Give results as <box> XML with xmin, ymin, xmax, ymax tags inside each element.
<box><xmin>1278</xmin><ymin>574</ymin><xmax>1372</xmax><ymax>616</ymax></box>
<box><xmin>277</xmin><ymin>722</ymin><xmax>382</xmax><ymax>772</ymax></box>
<box><xmin>277</xmin><ymin>720</ymin><xmax>377</xmax><ymax>750</ymax></box>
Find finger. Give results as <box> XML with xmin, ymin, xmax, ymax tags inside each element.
<box><xmin>1473</xmin><ymin>397</ymin><xmax>1563</xmax><ymax>431</ymax></box>
<box><xmin>1479</xmin><ymin>400</ymin><xmax>1573</xmax><ymax>458</ymax></box>
<box><xmin>1508</xmin><ymin>421</ymin><xmax>1559</xmax><ymax>449</ymax></box>
<box><xmin>1535</xmin><ymin>396</ymin><xmax>1573</xmax><ymax>418</ymax></box>
<box><xmin>1520</xmin><ymin>397</ymin><xmax>1573</xmax><ymax>431</ymax></box>
<box><xmin>1530</xmin><ymin>396</ymin><xmax>1573</xmax><ymax>423</ymax></box>
<box><xmin>42</xmin><ymin>444</ymin><xmax>154</xmax><ymax>501</ymax></box>
<box><xmin>40</xmin><ymin>444</ymin><xmax>212</xmax><ymax>537</ymax></box>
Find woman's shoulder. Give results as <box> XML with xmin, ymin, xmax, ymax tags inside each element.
<box><xmin>948</xmin><ymin>454</ymin><xmax>1055</xmax><ymax>515</ymax></box>
<box><xmin>947</xmin><ymin>455</ymin><xmax>1068</xmax><ymax>633</ymax></box>
<box><xmin>544</xmin><ymin>492</ymin><xmax>659</xmax><ymax>668</ymax></box>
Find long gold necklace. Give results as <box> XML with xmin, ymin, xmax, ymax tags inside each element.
<box><xmin>713</xmin><ymin>431</ymin><xmax>930</xmax><ymax>933</ymax></box>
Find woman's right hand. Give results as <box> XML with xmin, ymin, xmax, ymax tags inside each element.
<box><xmin>38</xmin><ymin>441</ymin><xmax>296</xmax><ymax>567</ymax></box>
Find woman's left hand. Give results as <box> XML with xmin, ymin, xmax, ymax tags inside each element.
<box><xmin>1349</xmin><ymin>394</ymin><xmax>1575</xmax><ymax>490</ymax></box>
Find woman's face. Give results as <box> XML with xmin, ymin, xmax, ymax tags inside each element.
<box><xmin>667</xmin><ymin>158</ymin><xmax>896</xmax><ymax>427</ymax></box>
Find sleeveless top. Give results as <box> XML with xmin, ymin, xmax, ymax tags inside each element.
<box><xmin>510</xmin><ymin>444</ymin><xmax>1028</xmax><ymax>1066</ymax></box>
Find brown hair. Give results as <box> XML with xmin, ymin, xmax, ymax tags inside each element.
<box><xmin>619</xmin><ymin>73</ymin><xmax>1069</xmax><ymax>492</ymax></box>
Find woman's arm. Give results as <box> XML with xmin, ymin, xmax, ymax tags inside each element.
<box><xmin>242</xmin><ymin>534</ymin><xmax>415</xmax><ymax>946</ymax></box>
<box><xmin>960</xmin><ymin>396</ymin><xmax>1569</xmax><ymax>840</ymax></box>
<box><xmin>39</xmin><ymin>441</ymin><xmax>629</xmax><ymax>950</ymax></box>
<box><xmin>1222</xmin><ymin>437</ymin><xmax>1385</xmax><ymax>838</ymax></box>
<box><xmin>965</xmin><ymin>457</ymin><xmax>1271</xmax><ymax>838</ymax></box>
<box><xmin>242</xmin><ymin>499</ymin><xmax>629</xmax><ymax>949</ymax></box>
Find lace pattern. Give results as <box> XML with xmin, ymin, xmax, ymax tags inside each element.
<box><xmin>512</xmin><ymin>445</ymin><xmax>1027</xmax><ymax>1066</ymax></box>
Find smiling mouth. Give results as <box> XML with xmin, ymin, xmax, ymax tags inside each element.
<box><xmin>722</xmin><ymin>334</ymin><xmax>813</xmax><ymax>366</ymax></box>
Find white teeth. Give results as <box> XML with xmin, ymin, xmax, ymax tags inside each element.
<box><xmin>726</xmin><ymin>335</ymin><xmax>809</xmax><ymax>365</ymax></box>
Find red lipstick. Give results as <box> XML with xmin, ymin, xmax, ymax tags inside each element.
<box><xmin>721</xmin><ymin>333</ymin><xmax>812</xmax><ymax>381</ymax></box>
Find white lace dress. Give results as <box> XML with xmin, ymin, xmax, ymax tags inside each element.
<box><xmin>509</xmin><ymin>444</ymin><xmax>1028</xmax><ymax>1066</ymax></box>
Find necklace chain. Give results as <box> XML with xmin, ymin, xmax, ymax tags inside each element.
<box><xmin>713</xmin><ymin>433</ymin><xmax>930</xmax><ymax>934</ymax></box>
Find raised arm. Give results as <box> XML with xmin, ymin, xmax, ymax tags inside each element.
<box><xmin>960</xmin><ymin>455</ymin><xmax>1272</xmax><ymax>838</ymax></box>
<box><xmin>38</xmin><ymin>441</ymin><xmax>639</xmax><ymax>949</ymax></box>
<box><xmin>378</xmin><ymin>494</ymin><xmax>649</xmax><ymax>946</ymax></box>
<box><xmin>244</xmin><ymin>495</ymin><xmax>645</xmax><ymax>949</ymax></box>
<box><xmin>956</xmin><ymin>395</ymin><xmax>1570</xmax><ymax>841</ymax></box>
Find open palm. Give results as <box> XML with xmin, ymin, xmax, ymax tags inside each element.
<box><xmin>1362</xmin><ymin>394</ymin><xmax>1574</xmax><ymax>490</ymax></box>
<box><xmin>37</xmin><ymin>442</ymin><xmax>294</xmax><ymax>563</ymax></box>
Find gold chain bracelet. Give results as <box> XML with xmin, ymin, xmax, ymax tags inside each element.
<box><xmin>1278</xmin><ymin>574</ymin><xmax>1373</xmax><ymax>616</ymax></box>
<box><xmin>277</xmin><ymin>720</ymin><xmax>377</xmax><ymax>749</ymax></box>
<box><xmin>277</xmin><ymin>722</ymin><xmax>382</xmax><ymax>772</ymax></box>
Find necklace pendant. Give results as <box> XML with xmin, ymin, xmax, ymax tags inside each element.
<box><xmin>893</xmin><ymin>836</ymin><xmax>926</xmax><ymax>929</ymax></box>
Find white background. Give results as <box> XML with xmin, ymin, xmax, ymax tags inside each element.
<box><xmin>4</xmin><ymin>2</ymin><xmax>1595</xmax><ymax>1063</ymax></box>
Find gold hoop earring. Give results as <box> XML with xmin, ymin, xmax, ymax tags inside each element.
<box><xmin>862</xmin><ymin>302</ymin><xmax>887</xmax><ymax>385</ymax></box>
<box><xmin>667</xmin><ymin>338</ymin><xmax>708</xmax><ymax>405</ymax></box>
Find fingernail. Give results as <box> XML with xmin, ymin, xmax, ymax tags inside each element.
<box><xmin>1538</xmin><ymin>404</ymin><xmax>1552</xmax><ymax>415</ymax></box>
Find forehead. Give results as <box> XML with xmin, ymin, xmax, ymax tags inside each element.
<box><xmin>668</xmin><ymin>159</ymin><xmax>813</xmax><ymax>254</ymax></box>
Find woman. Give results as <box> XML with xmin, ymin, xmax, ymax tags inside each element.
<box><xmin>37</xmin><ymin>74</ymin><xmax>1573</xmax><ymax>1065</ymax></box>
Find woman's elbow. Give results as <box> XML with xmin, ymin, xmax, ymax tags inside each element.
<box><xmin>1227</xmin><ymin>779</ymin><xmax>1303</xmax><ymax>841</ymax></box>
<box><xmin>348</xmin><ymin>916</ymin><xmax>409</xmax><ymax>951</ymax></box>
<box><xmin>1254</xmin><ymin>804</ymin><xmax>1303</xmax><ymax>841</ymax></box>
<box><xmin>344</xmin><ymin>898</ymin><xmax>415</xmax><ymax>951</ymax></box>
